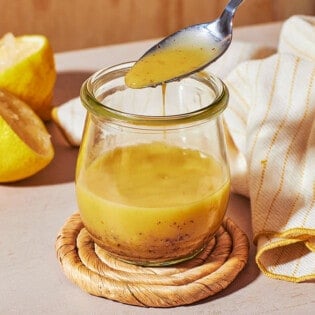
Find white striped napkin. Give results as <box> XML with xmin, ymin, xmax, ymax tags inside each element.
<box><xmin>224</xmin><ymin>15</ymin><xmax>315</xmax><ymax>282</ymax></box>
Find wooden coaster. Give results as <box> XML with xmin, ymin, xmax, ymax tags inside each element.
<box><xmin>56</xmin><ymin>213</ymin><xmax>249</xmax><ymax>307</ymax></box>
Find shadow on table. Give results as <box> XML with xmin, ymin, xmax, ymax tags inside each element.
<box><xmin>53</xmin><ymin>70</ymin><xmax>93</xmax><ymax>106</ymax></box>
<box><xmin>8</xmin><ymin>71</ymin><xmax>93</xmax><ymax>187</ymax></box>
<box><xmin>195</xmin><ymin>194</ymin><xmax>260</xmax><ymax>305</ymax></box>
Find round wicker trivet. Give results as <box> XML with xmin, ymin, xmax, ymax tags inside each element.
<box><xmin>56</xmin><ymin>213</ymin><xmax>249</xmax><ymax>307</ymax></box>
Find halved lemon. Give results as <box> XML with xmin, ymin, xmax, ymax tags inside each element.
<box><xmin>0</xmin><ymin>33</ymin><xmax>56</xmax><ymax>121</ymax></box>
<box><xmin>0</xmin><ymin>88</ymin><xmax>54</xmax><ymax>182</ymax></box>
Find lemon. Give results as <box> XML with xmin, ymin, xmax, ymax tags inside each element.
<box><xmin>0</xmin><ymin>33</ymin><xmax>56</xmax><ymax>121</ymax></box>
<box><xmin>0</xmin><ymin>88</ymin><xmax>54</xmax><ymax>182</ymax></box>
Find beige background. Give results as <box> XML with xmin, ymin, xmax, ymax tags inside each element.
<box><xmin>1</xmin><ymin>0</ymin><xmax>315</xmax><ymax>52</ymax></box>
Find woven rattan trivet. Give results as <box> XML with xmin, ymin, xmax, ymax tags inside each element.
<box><xmin>56</xmin><ymin>213</ymin><xmax>249</xmax><ymax>307</ymax></box>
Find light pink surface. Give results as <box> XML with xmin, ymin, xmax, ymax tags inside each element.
<box><xmin>1</xmin><ymin>22</ymin><xmax>314</xmax><ymax>315</ymax></box>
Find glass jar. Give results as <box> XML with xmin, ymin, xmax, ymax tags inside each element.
<box><xmin>76</xmin><ymin>62</ymin><xmax>230</xmax><ymax>266</ymax></box>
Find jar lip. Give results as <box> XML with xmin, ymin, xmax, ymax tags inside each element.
<box><xmin>80</xmin><ymin>62</ymin><xmax>229</xmax><ymax>126</ymax></box>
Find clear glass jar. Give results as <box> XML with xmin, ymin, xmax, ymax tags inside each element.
<box><xmin>76</xmin><ymin>62</ymin><xmax>230</xmax><ymax>266</ymax></box>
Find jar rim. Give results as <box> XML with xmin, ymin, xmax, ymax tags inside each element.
<box><xmin>80</xmin><ymin>62</ymin><xmax>229</xmax><ymax>126</ymax></box>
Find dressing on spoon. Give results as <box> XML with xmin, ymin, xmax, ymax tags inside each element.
<box><xmin>125</xmin><ymin>0</ymin><xmax>243</xmax><ymax>89</ymax></box>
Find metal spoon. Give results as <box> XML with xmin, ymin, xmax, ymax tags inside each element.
<box><xmin>125</xmin><ymin>0</ymin><xmax>244</xmax><ymax>88</ymax></box>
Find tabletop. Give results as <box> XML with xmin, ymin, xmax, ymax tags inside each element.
<box><xmin>1</xmin><ymin>22</ymin><xmax>315</xmax><ymax>315</ymax></box>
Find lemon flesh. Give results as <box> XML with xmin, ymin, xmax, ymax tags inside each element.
<box><xmin>0</xmin><ymin>88</ymin><xmax>54</xmax><ymax>182</ymax></box>
<box><xmin>0</xmin><ymin>33</ymin><xmax>56</xmax><ymax>121</ymax></box>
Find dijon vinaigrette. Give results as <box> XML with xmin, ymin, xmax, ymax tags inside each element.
<box><xmin>125</xmin><ymin>45</ymin><xmax>218</xmax><ymax>88</ymax></box>
<box><xmin>76</xmin><ymin>142</ymin><xmax>230</xmax><ymax>264</ymax></box>
<box><xmin>78</xmin><ymin>61</ymin><xmax>230</xmax><ymax>265</ymax></box>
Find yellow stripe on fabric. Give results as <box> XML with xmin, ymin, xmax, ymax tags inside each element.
<box><xmin>259</xmin><ymin>58</ymin><xmax>301</xmax><ymax>228</ymax></box>
<box><xmin>301</xmin><ymin>173</ymin><xmax>315</xmax><ymax>228</ymax></box>
<box><xmin>290</xmin><ymin>247</ymin><xmax>305</xmax><ymax>279</ymax></box>
<box><xmin>248</xmin><ymin>57</ymin><xmax>279</xmax><ymax>164</ymax></box>
<box><xmin>253</xmin><ymin>60</ymin><xmax>263</xmax><ymax>110</ymax></box>
<box><xmin>300</xmin><ymin>68</ymin><xmax>315</xmax><ymax>227</ymax></box>
<box><xmin>305</xmin><ymin>182</ymin><xmax>315</xmax><ymax>229</ymax></box>
<box><xmin>249</xmin><ymin>56</ymin><xmax>281</xmax><ymax>200</ymax></box>
<box><xmin>283</xmin><ymin>65</ymin><xmax>315</xmax><ymax>229</ymax></box>
<box><xmin>235</xmin><ymin>67</ymin><xmax>250</xmax><ymax>111</ymax></box>
<box><xmin>272</xmin><ymin>244</ymin><xmax>285</xmax><ymax>270</ymax></box>
<box><xmin>227</xmin><ymin>83</ymin><xmax>249</xmax><ymax>126</ymax></box>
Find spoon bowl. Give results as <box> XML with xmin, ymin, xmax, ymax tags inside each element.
<box><xmin>125</xmin><ymin>0</ymin><xmax>244</xmax><ymax>88</ymax></box>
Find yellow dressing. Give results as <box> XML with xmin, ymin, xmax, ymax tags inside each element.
<box><xmin>76</xmin><ymin>142</ymin><xmax>230</xmax><ymax>264</ymax></box>
<box><xmin>125</xmin><ymin>46</ymin><xmax>217</xmax><ymax>89</ymax></box>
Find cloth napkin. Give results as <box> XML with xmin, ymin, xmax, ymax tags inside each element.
<box><xmin>53</xmin><ymin>16</ymin><xmax>315</xmax><ymax>282</ymax></box>
<box><xmin>223</xmin><ymin>15</ymin><xmax>315</xmax><ymax>282</ymax></box>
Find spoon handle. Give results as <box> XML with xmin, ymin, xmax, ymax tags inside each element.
<box><xmin>218</xmin><ymin>0</ymin><xmax>244</xmax><ymax>33</ymax></box>
<box><xmin>224</xmin><ymin>0</ymin><xmax>244</xmax><ymax>17</ymax></box>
